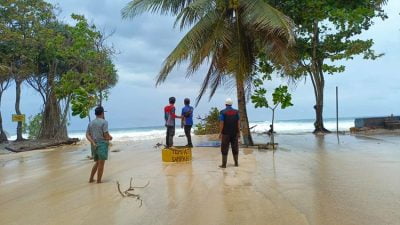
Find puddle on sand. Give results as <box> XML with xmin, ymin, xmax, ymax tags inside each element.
<box><xmin>243</xmin><ymin>148</ymin><xmax>254</xmax><ymax>155</ymax></box>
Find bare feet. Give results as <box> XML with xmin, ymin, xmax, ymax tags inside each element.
<box><xmin>89</xmin><ymin>179</ymin><xmax>95</xmax><ymax>183</ymax></box>
<box><xmin>97</xmin><ymin>180</ymin><xmax>102</xmax><ymax>184</ymax></box>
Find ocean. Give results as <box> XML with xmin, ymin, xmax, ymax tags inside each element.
<box><xmin>6</xmin><ymin>118</ymin><xmax>355</xmax><ymax>142</ymax></box>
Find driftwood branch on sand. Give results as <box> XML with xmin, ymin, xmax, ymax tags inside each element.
<box><xmin>116</xmin><ymin>177</ymin><xmax>150</xmax><ymax>207</ymax></box>
<box><xmin>250</xmin><ymin>125</ymin><xmax>258</xmax><ymax>130</ymax></box>
<box><xmin>4</xmin><ymin>138</ymin><xmax>80</xmax><ymax>153</ymax></box>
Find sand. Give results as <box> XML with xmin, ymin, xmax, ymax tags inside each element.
<box><xmin>1</xmin><ymin>133</ymin><xmax>400</xmax><ymax>225</ymax></box>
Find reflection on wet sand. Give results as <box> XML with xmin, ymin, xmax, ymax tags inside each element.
<box><xmin>1</xmin><ymin>134</ymin><xmax>400</xmax><ymax>225</ymax></box>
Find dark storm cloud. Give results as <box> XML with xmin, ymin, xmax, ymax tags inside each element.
<box><xmin>50</xmin><ymin>0</ymin><xmax>189</xmax><ymax>84</ymax></box>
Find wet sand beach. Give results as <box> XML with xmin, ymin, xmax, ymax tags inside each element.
<box><xmin>1</xmin><ymin>133</ymin><xmax>400</xmax><ymax>225</ymax></box>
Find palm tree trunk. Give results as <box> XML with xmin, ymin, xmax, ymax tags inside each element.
<box><xmin>236</xmin><ymin>78</ymin><xmax>254</xmax><ymax>146</ymax></box>
<box><xmin>99</xmin><ymin>90</ymin><xmax>103</xmax><ymax>106</ymax></box>
<box><xmin>15</xmin><ymin>79</ymin><xmax>24</xmax><ymax>141</ymax></box>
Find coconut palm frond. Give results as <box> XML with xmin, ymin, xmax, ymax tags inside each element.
<box><xmin>208</xmin><ymin>68</ymin><xmax>225</xmax><ymax>101</ymax></box>
<box><xmin>131</xmin><ymin>0</ymin><xmax>296</xmax><ymax>106</ymax></box>
<box><xmin>195</xmin><ymin>57</ymin><xmax>217</xmax><ymax>106</ymax></box>
<box><xmin>122</xmin><ymin>0</ymin><xmax>195</xmax><ymax>18</ymax></box>
<box><xmin>186</xmin><ymin>12</ymin><xmax>233</xmax><ymax>77</ymax></box>
<box><xmin>157</xmin><ymin>10</ymin><xmax>223</xmax><ymax>84</ymax></box>
<box><xmin>241</xmin><ymin>0</ymin><xmax>295</xmax><ymax>44</ymax></box>
<box><xmin>174</xmin><ymin>0</ymin><xmax>214</xmax><ymax>30</ymax></box>
<box><xmin>224</xmin><ymin>28</ymin><xmax>256</xmax><ymax>82</ymax></box>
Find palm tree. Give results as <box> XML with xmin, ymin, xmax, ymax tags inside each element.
<box><xmin>122</xmin><ymin>0</ymin><xmax>295</xmax><ymax>145</ymax></box>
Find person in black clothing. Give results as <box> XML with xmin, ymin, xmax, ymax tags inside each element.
<box><xmin>181</xmin><ymin>98</ymin><xmax>194</xmax><ymax>147</ymax></box>
<box><xmin>218</xmin><ymin>98</ymin><xmax>240</xmax><ymax>168</ymax></box>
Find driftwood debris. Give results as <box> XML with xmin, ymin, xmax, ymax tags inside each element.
<box><xmin>116</xmin><ymin>178</ymin><xmax>150</xmax><ymax>207</ymax></box>
<box><xmin>257</xmin><ymin>143</ymin><xmax>279</xmax><ymax>150</ymax></box>
<box><xmin>250</xmin><ymin>125</ymin><xmax>258</xmax><ymax>130</ymax></box>
<box><xmin>153</xmin><ymin>142</ymin><xmax>163</xmax><ymax>149</ymax></box>
<box><xmin>5</xmin><ymin>138</ymin><xmax>80</xmax><ymax>153</ymax></box>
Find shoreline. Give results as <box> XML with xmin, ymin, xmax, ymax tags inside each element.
<box><xmin>2</xmin><ymin>128</ymin><xmax>400</xmax><ymax>156</ymax></box>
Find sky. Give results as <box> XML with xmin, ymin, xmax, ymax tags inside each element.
<box><xmin>1</xmin><ymin>0</ymin><xmax>400</xmax><ymax>132</ymax></box>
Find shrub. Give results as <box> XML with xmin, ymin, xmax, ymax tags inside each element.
<box><xmin>27</xmin><ymin>113</ymin><xmax>43</xmax><ymax>139</ymax></box>
<box><xmin>194</xmin><ymin>107</ymin><xmax>220</xmax><ymax>135</ymax></box>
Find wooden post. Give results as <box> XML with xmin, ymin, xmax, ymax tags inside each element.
<box><xmin>336</xmin><ymin>86</ymin><xmax>339</xmax><ymax>134</ymax></box>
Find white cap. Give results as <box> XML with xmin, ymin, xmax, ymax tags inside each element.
<box><xmin>225</xmin><ymin>98</ymin><xmax>233</xmax><ymax>105</ymax></box>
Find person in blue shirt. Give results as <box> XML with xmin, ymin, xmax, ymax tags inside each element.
<box><xmin>181</xmin><ymin>98</ymin><xmax>194</xmax><ymax>147</ymax></box>
<box><xmin>218</xmin><ymin>98</ymin><xmax>240</xmax><ymax>168</ymax></box>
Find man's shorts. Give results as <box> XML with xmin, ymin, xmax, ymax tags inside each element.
<box><xmin>93</xmin><ymin>141</ymin><xmax>109</xmax><ymax>161</ymax></box>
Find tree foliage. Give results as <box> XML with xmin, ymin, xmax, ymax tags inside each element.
<box><xmin>0</xmin><ymin>0</ymin><xmax>118</xmax><ymax>140</ymax></box>
<box><xmin>265</xmin><ymin>0</ymin><xmax>387</xmax><ymax>133</ymax></box>
<box><xmin>194</xmin><ymin>107</ymin><xmax>220</xmax><ymax>135</ymax></box>
<box><xmin>26</xmin><ymin>113</ymin><xmax>43</xmax><ymax>139</ymax></box>
<box><xmin>252</xmin><ymin>83</ymin><xmax>293</xmax><ymax>110</ymax></box>
<box><xmin>251</xmin><ymin>66</ymin><xmax>293</xmax><ymax>148</ymax></box>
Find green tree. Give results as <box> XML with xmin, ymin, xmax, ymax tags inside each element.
<box><xmin>251</xmin><ymin>72</ymin><xmax>293</xmax><ymax>148</ymax></box>
<box><xmin>32</xmin><ymin>14</ymin><xmax>115</xmax><ymax>139</ymax></box>
<box><xmin>0</xmin><ymin>7</ymin><xmax>12</xmax><ymax>143</ymax></box>
<box><xmin>0</xmin><ymin>72</ymin><xmax>11</xmax><ymax>143</ymax></box>
<box><xmin>122</xmin><ymin>0</ymin><xmax>295</xmax><ymax>145</ymax></box>
<box><xmin>53</xmin><ymin>19</ymin><xmax>117</xmax><ymax>123</ymax></box>
<box><xmin>93</xmin><ymin>31</ymin><xmax>118</xmax><ymax>106</ymax></box>
<box><xmin>0</xmin><ymin>0</ymin><xmax>55</xmax><ymax>141</ymax></box>
<box><xmin>268</xmin><ymin>0</ymin><xmax>387</xmax><ymax>133</ymax></box>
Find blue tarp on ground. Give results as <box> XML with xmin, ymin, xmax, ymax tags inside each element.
<box><xmin>196</xmin><ymin>141</ymin><xmax>221</xmax><ymax>147</ymax></box>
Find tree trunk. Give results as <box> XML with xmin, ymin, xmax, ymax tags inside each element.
<box><xmin>39</xmin><ymin>65</ymin><xmax>68</xmax><ymax>140</ymax></box>
<box><xmin>313</xmin><ymin>82</ymin><xmax>330</xmax><ymax>133</ymax></box>
<box><xmin>99</xmin><ymin>90</ymin><xmax>103</xmax><ymax>106</ymax></box>
<box><xmin>236</xmin><ymin>78</ymin><xmax>254</xmax><ymax>146</ymax></box>
<box><xmin>0</xmin><ymin>94</ymin><xmax>8</xmax><ymax>143</ymax></box>
<box><xmin>310</xmin><ymin>20</ymin><xmax>330</xmax><ymax>134</ymax></box>
<box><xmin>15</xmin><ymin>79</ymin><xmax>24</xmax><ymax>141</ymax></box>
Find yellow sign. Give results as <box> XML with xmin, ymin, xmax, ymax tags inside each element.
<box><xmin>12</xmin><ymin>114</ymin><xmax>25</xmax><ymax>122</ymax></box>
<box><xmin>162</xmin><ymin>147</ymin><xmax>192</xmax><ymax>162</ymax></box>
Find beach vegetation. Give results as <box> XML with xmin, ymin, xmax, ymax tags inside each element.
<box><xmin>251</xmin><ymin>62</ymin><xmax>293</xmax><ymax>147</ymax></box>
<box><xmin>26</xmin><ymin>113</ymin><xmax>43</xmax><ymax>139</ymax></box>
<box><xmin>0</xmin><ymin>0</ymin><xmax>117</xmax><ymax>141</ymax></box>
<box><xmin>122</xmin><ymin>0</ymin><xmax>296</xmax><ymax>146</ymax></box>
<box><xmin>0</xmin><ymin>71</ymin><xmax>11</xmax><ymax>143</ymax></box>
<box><xmin>194</xmin><ymin>107</ymin><xmax>220</xmax><ymax>135</ymax></box>
<box><xmin>0</xmin><ymin>0</ymin><xmax>55</xmax><ymax>141</ymax></box>
<box><xmin>266</xmin><ymin>0</ymin><xmax>388</xmax><ymax>133</ymax></box>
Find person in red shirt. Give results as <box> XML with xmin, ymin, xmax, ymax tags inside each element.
<box><xmin>164</xmin><ymin>97</ymin><xmax>182</xmax><ymax>148</ymax></box>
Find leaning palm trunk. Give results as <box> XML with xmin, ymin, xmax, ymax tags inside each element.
<box><xmin>236</xmin><ymin>78</ymin><xmax>253</xmax><ymax>146</ymax></box>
